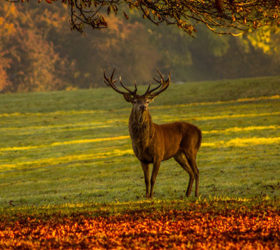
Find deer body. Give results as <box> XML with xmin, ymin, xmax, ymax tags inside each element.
<box><xmin>129</xmin><ymin>110</ymin><xmax>201</xmax><ymax>163</ymax></box>
<box><xmin>104</xmin><ymin>70</ymin><xmax>202</xmax><ymax>198</ymax></box>
<box><xmin>129</xmin><ymin>106</ymin><xmax>202</xmax><ymax>197</ymax></box>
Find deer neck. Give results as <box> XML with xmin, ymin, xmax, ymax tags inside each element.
<box><xmin>129</xmin><ymin>107</ymin><xmax>154</xmax><ymax>148</ymax></box>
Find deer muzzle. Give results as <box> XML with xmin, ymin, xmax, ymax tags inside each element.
<box><xmin>139</xmin><ymin>105</ymin><xmax>147</xmax><ymax>112</ymax></box>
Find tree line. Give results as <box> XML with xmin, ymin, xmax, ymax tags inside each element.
<box><xmin>1</xmin><ymin>2</ymin><xmax>280</xmax><ymax>93</ymax></box>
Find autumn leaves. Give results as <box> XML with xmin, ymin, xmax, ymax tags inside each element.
<box><xmin>1</xmin><ymin>203</ymin><xmax>279</xmax><ymax>248</ymax></box>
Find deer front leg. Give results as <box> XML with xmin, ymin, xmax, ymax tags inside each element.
<box><xmin>150</xmin><ymin>160</ymin><xmax>160</xmax><ymax>198</ymax></box>
<box><xmin>141</xmin><ymin>162</ymin><xmax>150</xmax><ymax>198</ymax></box>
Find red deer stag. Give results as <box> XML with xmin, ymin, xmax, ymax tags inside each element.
<box><xmin>104</xmin><ymin>69</ymin><xmax>202</xmax><ymax>198</ymax></box>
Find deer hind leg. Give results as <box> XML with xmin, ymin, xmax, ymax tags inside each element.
<box><xmin>150</xmin><ymin>160</ymin><xmax>160</xmax><ymax>198</ymax></box>
<box><xmin>187</xmin><ymin>155</ymin><xmax>199</xmax><ymax>197</ymax></box>
<box><xmin>141</xmin><ymin>162</ymin><xmax>150</xmax><ymax>198</ymax></box>
<box><xmin>174</xmin><ymin>152</ymin><xmax>195</xmax><ymax>197</ymax></box>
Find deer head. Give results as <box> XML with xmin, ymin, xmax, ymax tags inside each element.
<box><xmin>104</xmin><ymin>69</ymin><xmax>170</xmax><ymax>113</ymax></box>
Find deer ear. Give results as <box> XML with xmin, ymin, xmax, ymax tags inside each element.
<box><xmin>123</xmin><ymin>93</ymin><xmax>134</xmax><ymax>103</ymax></box>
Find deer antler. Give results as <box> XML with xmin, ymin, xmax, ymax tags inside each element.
<box><xmin>143</xmin><ymin>70</ymin><xmax>171</xmax><ymax>98</ymax></box>
<box><xmin>104</xmin><ymin>69</ymin><xmax>137</xmax><ymax>96</ymax></box>
<box><xmin>104</xmin><ymin>69</ymin><xmax>170</xmax><ymax>98</ymax></box>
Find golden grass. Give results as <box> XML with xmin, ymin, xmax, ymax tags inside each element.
<box><xmin>225</xmin><ymin>137</ymin><xmax>280</xmax><ymax>147</ymax></box>
<box><xmin>0</xmin><ymin>136</ymin><xmax>130</xmax><ymax>151</ymax></box>
<box><xmin>163</xmin><ymin>111</ymin><xmax>280</xmax><ymax>122</ymax></box>
<box><xmin>204</xmin><ymin>125</ymin><xmax>280</xmax><ymax>134</ymax></box>
<box><xmin>153</xmin><ymin>95</ymin><xmax>280</xmax><ymax>109</ymax></box>
<box><xmin>0</xmin><ymin>110</ymin><xmax>106</xmax><ymax>118</ymax></box>
<box><xmin>203</xmin><ymin>137</ymin><xmax>280</xmax><ymax>148</ymax></box>
<box><xmin>1</xmin><ymin>95</ymin><xmax>279</xmax><ymax>119</ymax></box>
<box><xmin>0</xmin><ymin>120</ymin><xmax>125</xmax><ymax>135</ymax></box>
<box><xmin>2</xmin><ymin>111</ymin><xmax>279</xmax><ymax>137</ymax></box>
<box><xmin>0</xmin><ymin>149</ymin><xmax>133</xmax><ymax>170</ymax></box>
<box><xmin>1</xmin><ymin>123</ymin><xmax>279</xmax><ymax>152</ymax></box>
<box><xmin>1</xmin><ymin>136</ymin><xmax>279</xmax><ymax>170</ymax></box>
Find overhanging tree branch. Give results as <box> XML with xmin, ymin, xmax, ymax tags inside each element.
<box><xmin>34</xmin><ymin>0</ymin><xmax>280</xmax><ymax>35</ymax></box>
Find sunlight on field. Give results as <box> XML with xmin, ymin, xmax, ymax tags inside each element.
<box><xmin>1</xmin><ymin>95</ymin><xmax>279</xmax><ymax>119</ymax></box>
<box><xmin>203</xmin><ymin>137</ymin><xmax>280</xmax><ymax>147</ymax></box>
<box><xmin>0</xmin><ymin>135</ymin><xmax>130</xmax><ymax>151</ymax></box>
<box><xmin>0</xmin><ymin>133</ymin><xmax>280</xmax><ymax>152</ymax></box>
<box><xmin>0</xmin><ymin>109</ymin><xmax>106</xmax><ymax>118</ymax></box>
<box><xmin>0</xmin><ymin>120</ymin><xmax>125</xmax><ymax>135</ymax></box>
<box><xmin>0</xmin><ymin>86</ymin><xmax>279</xmax><ymax>206</ymax></box>
<box><xmin>152</xmin><ymin>95</ymin><xmax>280</xmax><ymax>109</ymax></box>
<box><xmin>226</xmin><ymin>137</ymin><xmax>280</xmax><ymax>147</ymax></box>
<box><xmin>204</xmin><ymin>125</ymin><xmax>280</xmax><ymax>134</ymax></box>
<box><xmin>0</xmin><ymin>136</ymin><xmax>279</xmax><ymax>170</ymax></box>
<box><xmin>162</xmin><ymin>111</ymin><xmax>280</xmax><ymax>122</ymax></box>
<box><xmin>0</xmin><ymin>149</ymin><xmax>133</xmax><ymax>170</ymax></box>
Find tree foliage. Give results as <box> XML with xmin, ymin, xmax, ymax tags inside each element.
<box><xmin>1</xmin><ymin>2</ymin><xmax>280</xmax><ymax>93</ymax></box>
<box><xmin>39</xmin><ymin>0</ymin><xmax>280</xmax><ymax>35</ymax></box>
<box><xmin>0</xmin><ymin>3</ymin><xmax>73</xmax><ymax>92</ymax></box>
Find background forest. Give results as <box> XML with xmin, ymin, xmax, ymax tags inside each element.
<box><xmin>1</xmin><ymin>2</ymin><xmax>280</xmax><ymax>93</ymax></box>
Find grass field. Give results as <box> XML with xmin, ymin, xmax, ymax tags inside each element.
<box><xmin>1</xmin><ymin>76</ymin><xmax>280</xmax><ymax>208</ymax></box>
<box><xmin>1</xmin><ymin>76</ymin><xmax>280</xmax><ymax>247</ymax></box>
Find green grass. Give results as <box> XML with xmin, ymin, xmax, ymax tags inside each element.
<box><xmin>0</xmin><ymin>76</ymin><xmax>280</xmax><ymax>213</ymax></box>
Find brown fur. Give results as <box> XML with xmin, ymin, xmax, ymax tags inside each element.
<box><xmin>104</xmin><ymin>69</ymin><xmax>202</xmax><ymax>198</ymax></box>
<box><xmin>129</xmin><ymin>105</ymin><xmax>202</xmax><ymax>198</ymax></box>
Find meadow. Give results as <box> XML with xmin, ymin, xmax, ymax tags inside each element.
<box><xmin>1</xmin><ymin>76</ymin><xmax>280</xmax><ymax>208</ymax></box>
<box><xmin>1</xmin><ymin>76</ymin><xmax>280</xmax><ymax>247</ymax></box>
